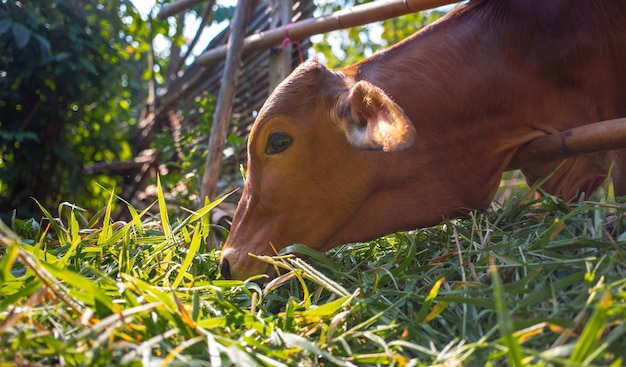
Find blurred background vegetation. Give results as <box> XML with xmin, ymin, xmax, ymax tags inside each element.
<box><xmin>1</xmin><ymin>0</ymin><xmax>152</xmax><ymax>220</ymax></box>
<box><xmin>0</xmin><ymin>0</ymin><xmax>449</xmax><ymax>222</ymax></box>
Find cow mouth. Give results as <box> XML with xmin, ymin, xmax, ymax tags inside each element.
<box><xmin>219</xmin><ymin>258</ymin><xmax>232</xmax><ymax>279</ymax></box>
<box><xmin>219</xmin><ymin>257</ymin><xmax>276</xmax><ymax>282</ymax></box>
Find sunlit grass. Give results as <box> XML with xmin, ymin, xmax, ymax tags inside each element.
<box><xmin>1</xmin><ymin>183</ymin><xmax>626</xmax><ymax>366</ymax></box>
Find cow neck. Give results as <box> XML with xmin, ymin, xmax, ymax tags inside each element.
<box><xmin>345</xmin><ymin>25</ymin><xmax>509</xmax><ymax>213</ymax></box>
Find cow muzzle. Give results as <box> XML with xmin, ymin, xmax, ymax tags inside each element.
<box><xmin>219</xmin><ymin>258</ymin><xmax>232</xmax><ymax>280</ymax></box>
<box><xmin>219</xmin><ymin>247</ymin><xmax>274</xmax><ymax>281</ymax></box>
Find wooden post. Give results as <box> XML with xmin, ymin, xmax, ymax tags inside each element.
<box><xmin>268</xmin><ymin>0</ymin><xmax>294</xmax><ymax>92</ymax></box>
<box><xmin>200</xmin><ymin>1</ymin><xmax>253</xmax><ymax>202</ymax></box>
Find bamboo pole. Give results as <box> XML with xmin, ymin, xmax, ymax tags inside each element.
<box><xmin>506</xmin><ymin>117</ymin><xmax>626</xmax><ymax>170</ymax></box>
<box><xmin>194</xmin><ymin>0</ymin><xmax>459</xmax><ymax>69</ymax></box>
<box><xmin>200</xmin><ymin>1</ymin><xmax>253</xmax><ymax>202</ymax></box>
<box><xmin>84</xmin><ymin>155</ymin><xmax>154</xmax><ymax>175</ymax></box>
<box><xmin>158</xmin><ymin>0</ymin><xmax>205</xmax><ymax>20</ymax></box>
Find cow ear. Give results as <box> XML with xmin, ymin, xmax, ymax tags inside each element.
<box><xmin>340</xmin><ymin>80</ymin><xmax>416</xmax><ymax>152</ymax></box>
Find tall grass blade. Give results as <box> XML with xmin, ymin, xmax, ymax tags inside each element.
<box><xmin>0</xmin><ymin>243</ymin><xmax>19</xmax><ymax>282</ymax></box>
<box><xmin>279</xmin><ymin>331</ymin><xmax>356</xmax><ymax>366</ymax></box>
<box><xmin>42</xmin><ymin>262</ymin><xmax>119</xmax><ymax>314</ymax></box>
<box><xmin>170</xmin><ymin>191</ymin><xmax>230</xmax><ymax>235</ymax></box>
<box><xmin>61</xmin><ymin>208</ymin><xmax>81</xmax><ymax>266</ymax></box>
<box><xmin>172</xmin><ymin>219</ymin><xmax>204</xmax><ymax>288</ymax></box>
<box><xmin>490</xmin><ymin>258</ymin><xmax>524</xmax><ymax>367</ymax></box>
<box><xmin>568</xmin><ymin>291</ymin><xmax>611</xmax><ymax>365</ymax></box>
<box><xmin>160</xmin><ymin>335</ymin><xmax>204</xmax><ymax>366</ymax></box>
<box><xmin>33</xmin><ymin>198</ymin><xmax>67</xmax><ymax>246</ymax></box>
<box><xmin>415</xmin><ymin>277</ymin><xmax>445</xmax><ymax>322</ymax></box>
<box><xmin>97</xmin><ymin>187</ymin><xmax>116</xmax><ymax>246</ymax></box>
<box><xmin>156</xmin><ymin>175</ymin><xmax>171</xmax><ymax>239</ymax></box>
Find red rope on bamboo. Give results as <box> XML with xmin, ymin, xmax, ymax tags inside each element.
<box><xmin>280</xmin><ymin>23</ymin><xmax>305</xmax><ymax>63</ymax></box>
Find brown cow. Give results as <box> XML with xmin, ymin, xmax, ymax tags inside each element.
<box><xmin>220</xmin><ymin>0</ymin><xmax>626</xmax><ymax>280</ymax></box>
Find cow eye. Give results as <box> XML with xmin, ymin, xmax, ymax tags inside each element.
<box><xmin>266</xmin><ymin>131</ymin><xmax>292</xmax><ymax>155</ymax></box>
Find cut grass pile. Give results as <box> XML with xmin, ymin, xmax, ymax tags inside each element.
<box><xmin>1</xmin><ymin>184</ymin><xmax>626</xmax><ymax>366</ymax></box>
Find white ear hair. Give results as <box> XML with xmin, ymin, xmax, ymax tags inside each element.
<box><xmin>339</xmin><ymin>80</ymin><xmax>417</xmax><ymax>152</ymax></box>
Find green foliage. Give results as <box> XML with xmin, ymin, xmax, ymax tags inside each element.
<box><xmin>0</xmin><ymin>0</ymin><xmax>153</xmax><ymax>219</ymax></box>
<box><xmin>1</xmin><ymin>189</ymin><xmax>626</xmax><ymax>365</ymax></box>
<box><xmin>154</xmin><ymin>94</ymin><xmax>216</xmax><ymax>209</ymax></box>
<box><xmin>0</xmin><ymin>0</ymin><xmax>192</xmax><ymax>220</ymax></box>
<box><xmin>380</xmin><ymin>10</ymin><xmax>447</xmax><ymax>45</ymax></box>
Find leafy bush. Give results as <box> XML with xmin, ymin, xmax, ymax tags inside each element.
<box><xmin>0</xmin><ymin>0</ymin><xmax>147</xmax><ymax>220</ymax></box>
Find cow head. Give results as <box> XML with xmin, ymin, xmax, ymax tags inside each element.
<box><xmin>219</xmin><ymin>61</ymin><xmax>416</xmax><ymax>280</ymax></box>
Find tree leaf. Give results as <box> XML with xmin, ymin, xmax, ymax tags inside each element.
<box><xmin>12</xmin><ymin>22</ymin><xmax>31</xmax><ymax>49</ymax></box>
<box><xmin>32</xmin><ymin>33</ymin><xmax>51</xmax><ymax>54</ymax></box>
<box><xmin>0</xmin><ymin>19</ymin><xmax>12</xmax><ymax>35</ymax></box>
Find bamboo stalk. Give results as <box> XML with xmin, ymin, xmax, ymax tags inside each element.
<box><xmin>506</xmin><ymin>117</ymin><xmax>626</xmax><ymax>170</ymax></box>
<box><xmin>157</xmin><ymin>0</ymin><xmax>205</xmax><ymax>20</ymax></box>
<box><xmin>194</xmin><ymin>0</ymin><xmax>459</xmax><ymax>68</ymax></box>
<box><xmin>83</xmin><ymin>155</ymin><xmax>155</xmax><ymax>175</ymax></box>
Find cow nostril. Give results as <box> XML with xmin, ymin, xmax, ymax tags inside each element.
<box><xmin>220</xmin><ymin>258</ymin><xmax>232</xmax><ymax>280</ymax></box>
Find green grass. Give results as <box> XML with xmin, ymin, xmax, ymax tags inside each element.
<box><xmin>1</xmin><ymin>184</ymin><xmax>626</xmax><ymax>366</ymax></box>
